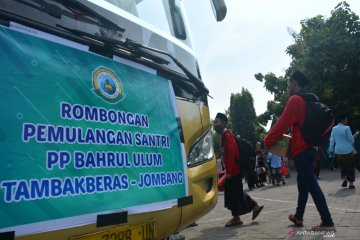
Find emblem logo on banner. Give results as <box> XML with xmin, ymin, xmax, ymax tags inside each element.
<box><xmin>92</xmin><ymin>67</ymin><xmax>125</xmax><ymax>103</ymax></box>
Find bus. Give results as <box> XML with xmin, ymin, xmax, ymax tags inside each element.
<box><xmin>0</xmin><ymin>1</ymin><xmax>226</xmax><ymax>239</ymax></box>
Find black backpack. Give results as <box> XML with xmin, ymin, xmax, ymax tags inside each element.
<box><xmin>296</xmin><ymin>91</ymin><xmax>335</xmax><ymax>146</ymax></box>
<box><xmin>233</xmin><ymin>136</ymin><xmax>256</xmax><ymax>176</ymax></box>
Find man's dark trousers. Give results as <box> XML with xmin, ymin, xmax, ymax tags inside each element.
<box><xmin>293</xmin><ymin>148</ymin><xmax>334</xmax><ymax>226</ymax></box>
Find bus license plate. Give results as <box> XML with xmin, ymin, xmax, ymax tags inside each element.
<box><xmin>71</xmin><ymin>220</ymin><xmax>156</xmax><ymax>240</ymax></box>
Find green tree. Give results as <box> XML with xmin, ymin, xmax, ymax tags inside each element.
<box><xmin>228</xmin><ymin>88</ymin><xmax>260</xmax><ymax>144</ymax></box>
<box><xmin>256</xmin><ymin>1</ymin><xmax>360</xmax><ymax>130</ymax></box>
<box><xmin>254</xmin><ymin>73</ymin><xmax>288</xmax><ymax>125</ymax></box>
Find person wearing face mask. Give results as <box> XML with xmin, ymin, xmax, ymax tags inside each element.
<box><xmin>213</xmin><ymin>113</ymin><xmax>264</xmax><ymax>227</ymax></box>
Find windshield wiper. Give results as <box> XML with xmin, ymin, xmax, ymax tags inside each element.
<box><xmin>56</xmin><ymin>24</ymin><xmax>169</xmax><ymax>65</ymax></box>
<box><xmin>56</xmin><ymin>24</ymin><xmax>208</xmax><ymax>97</ymax></box>
<box><xmin>124</xmin><ymin>39</ymin><xmax>209</xmax><ymax>96</ymax></box>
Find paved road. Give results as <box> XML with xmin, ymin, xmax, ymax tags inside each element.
<box><xmin>181</xmin><ymin>169</ymin><xmax>360</xmax><ymax>240</ymax></box>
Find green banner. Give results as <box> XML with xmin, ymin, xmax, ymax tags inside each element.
<box><xmin>0</xmin><ymin>25</ymin><xmax>186</xmax><ymax>231</ymax></box>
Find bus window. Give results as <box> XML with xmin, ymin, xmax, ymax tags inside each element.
<box><xmin>104</xmin><ymin>0</ymin><xmax>191</xmax><ymax>46</ymax></box>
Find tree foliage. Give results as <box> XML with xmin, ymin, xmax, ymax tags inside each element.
<box><xmin>255</xmin><ymin>73</ymin><xmax>288</xmax><ymax>126</ymax></box>
<box><xmin>228</xmin><ymin>88</ymin><xmax>263</xmax><ymax>144</ymax></box>
<box><xmin>256</xmin><ymin>1</ymin><xmax>360</xmax><ymax>130</ymax></box>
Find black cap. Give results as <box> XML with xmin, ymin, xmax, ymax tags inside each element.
<box><xmin>215</xmin><ymin>112</ymin><xmax>228</xmax><ymax>124</ymax></box>
<box><xmin>290</xmin><ymin>70</ymin><xmax>309</xmax><ymax>87</ymax></box>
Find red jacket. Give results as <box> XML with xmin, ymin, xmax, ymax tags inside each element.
<box><xmin>221</xmin><ymin>130</ymin><xmax>240</xmax><ymax>176</ymax></box>
<box><xmin>264</xmin><ymin>95</ymin><xmax>310</xmax><ymax>158</ymax></box>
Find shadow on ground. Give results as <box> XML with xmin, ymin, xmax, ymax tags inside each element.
<box><xmin>187</xmin><ymin>222</ymin><xmax>260</xmax><ymax>240</ymax></box>
<box><xmin>327</xmin><ymin>188</ymin><xmax>356</xmax><ymax>198</ymax></box>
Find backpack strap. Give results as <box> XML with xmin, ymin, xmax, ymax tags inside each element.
<box><xmin>295</xmin><ymin>90</ymin><xmax>319</xmax><ymax>102</ymax></box>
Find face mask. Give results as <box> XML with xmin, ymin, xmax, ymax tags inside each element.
<box><xmin>214</xmin><ymin>125</ymin><xmax>223</xmax><ymax>134</ymax></box>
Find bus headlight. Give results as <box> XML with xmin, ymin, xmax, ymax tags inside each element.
<box><xmin>188</xmin><ymin>129</ymin><xmax>214</xmax><ymax>166</ymax></box>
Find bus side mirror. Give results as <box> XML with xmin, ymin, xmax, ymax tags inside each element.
<box><xmin>170</xmin><ymin>0</ymin><xmax>187</xmax><ymax>40</ymax></box>
<box><xmin>211</xmin><ymin>0</ymin><xmax>227</xmax><ymax>22</ymax></box>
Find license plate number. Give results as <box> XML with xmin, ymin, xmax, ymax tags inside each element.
<box><xmin>71</xmin><ymin>220</ymin><xmax>156</xmax><ymax>240</ymax></box>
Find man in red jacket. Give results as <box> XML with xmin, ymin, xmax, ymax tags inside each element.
<box><xmin>264</xmin><ymin>70</ymin><xmax>335</xmax><ymax>231</ymax></box>
<box><xmin>214</xmin><ymin>113</ymin><xmax>263</xmax><ymax>227</ymax></box>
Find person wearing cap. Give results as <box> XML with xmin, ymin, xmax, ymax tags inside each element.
<box><xmin>213</xmin><ymin>113</ymin><xmax>264</xmax><ymax>227</ymax></box>
<box><xmin>264</xmin><ymin>70</ymin><xmax>335</xmax><ymax>231</ymax></box>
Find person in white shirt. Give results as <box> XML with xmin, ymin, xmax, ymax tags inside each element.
<box><xmin>329</xmin><ymin>114</ymin><xmax>356</xmax><ymax>189</ymax></box>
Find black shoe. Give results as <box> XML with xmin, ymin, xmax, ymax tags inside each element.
<box><xmin>252</xmin><ymin>205</ymin><xmax>264</xmax><ymax>220</ymax></box>
<box><xmin>342</xmin><ymin>180</ymin><xmax>348</xmax><ymax>187</ymax></box>
<box><xmin>349</xmin><ymin>185</ymin><xmax>355</xmax><ymax>189</ymax></box>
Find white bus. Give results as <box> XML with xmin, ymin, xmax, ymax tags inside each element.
<box><xmin>0</xmin><ymin>1</ymin><xmax>226</xmax><ymax>239</ymax></box>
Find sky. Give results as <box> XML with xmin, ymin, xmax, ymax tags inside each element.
<box><xmin>183</xmin><ymin>0</ymin><xmax>360</xmax><ymax>120</ymax></box>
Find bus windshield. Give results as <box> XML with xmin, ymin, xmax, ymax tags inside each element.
<box><xmin>104</xmin><ymin>0</ymin><xmax>193</xmax><ymax>48</ymax></box>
